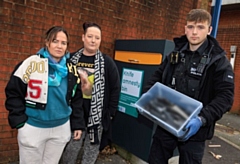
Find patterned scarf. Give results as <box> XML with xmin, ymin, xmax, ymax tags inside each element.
<box><xmin>38</xmin><ymin>48</ymin><xmax>69</xmax><ymax>86</ymax></box>
<box><xmin>70</xmin><ymin>48</ymin><xmax>105</xmax><ymax>144</ymax></box>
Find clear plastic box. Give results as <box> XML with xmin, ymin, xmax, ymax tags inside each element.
<box><xmin>135</xmin><ymin>82</ymin><xmax>203</xmax><ymax>138</ymax></box>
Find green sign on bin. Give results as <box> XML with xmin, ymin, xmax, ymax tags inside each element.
<box><xmin>118</xmin><ymin>68</ymin><xmax>144</xmax><ymax>118</ymax></box>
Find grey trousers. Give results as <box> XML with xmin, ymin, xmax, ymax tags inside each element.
<box><xmin>60</xmin><ymin>128</ymin><xmax>103</xmax><ymax>164</ymax></box>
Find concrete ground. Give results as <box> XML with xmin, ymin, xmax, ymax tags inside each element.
<box><xmin>96</xmin><ymin>112</ymin><xmax>240</xmax><ymax>164</ymax></box>
<box><xmin>8</xmin><ymin>112</ymin><xmax>240</xmax><ymax>164</ymax></box>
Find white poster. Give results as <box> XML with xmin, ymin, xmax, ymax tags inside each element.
<box><xmin>121</xmin><ymin>68</ymin><xmax>143</xmax><ymax>97</ymax></box>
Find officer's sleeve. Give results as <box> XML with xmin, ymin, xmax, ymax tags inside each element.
<box><xmin>200</xmin><ymin>56</ymin><xmax>234</xmax><ymax>126</ymax></box>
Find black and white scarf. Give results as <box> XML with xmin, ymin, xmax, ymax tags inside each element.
<box><xmin>70</xmin><ymin>48</ymin><xmax>105</xmax><ymax>144</ymax></box>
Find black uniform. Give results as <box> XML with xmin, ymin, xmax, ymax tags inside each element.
<box><xmin>144</xmin><ymin>35</ymin><xmax>234</xmax><ymax>164</ymax></box>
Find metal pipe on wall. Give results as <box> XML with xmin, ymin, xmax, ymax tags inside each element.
<box><xmin>211</xmin><ymin>0</ymin><xmax>222</xmax><ymax>38</ymax></box>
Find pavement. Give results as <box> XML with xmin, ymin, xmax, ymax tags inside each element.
<box><xmin>7</xmin><ymin>112</ymin><xmax>240</xmax><ymax>164</ymax></box>
<box><xmin>95</xmin><ymin>112</ymin><xmax>240</xmax><ymax>164</ymax></box>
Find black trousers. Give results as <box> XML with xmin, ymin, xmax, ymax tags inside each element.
<box><xmin>148</xmin><ymin>127</ymin><xmax>205</xmax><ymax>164</ymax></box>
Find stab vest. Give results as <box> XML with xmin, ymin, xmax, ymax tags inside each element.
<box><xmin>169</xmin><ymin>45</ymin><xmax>213</xmax><ymax>99</ymax></box>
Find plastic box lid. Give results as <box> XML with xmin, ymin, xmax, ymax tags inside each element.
<box><xmin>135</xmin><ymin>82</ymin><xmax>203</xmax><ymax>138</ymax></box>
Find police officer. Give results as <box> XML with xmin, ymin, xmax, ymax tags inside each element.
<box><xmin>144</xmin><ymin>9</ymin><xmax>234</xmax><ymax>164</ymax></box>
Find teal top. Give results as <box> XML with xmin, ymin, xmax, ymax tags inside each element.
<box><xmin>26</xmin><ymin>77</ymin><xmax>72</xmax><ymax>128</ymax></box>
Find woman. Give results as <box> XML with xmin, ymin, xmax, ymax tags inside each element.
<box><xmin>61</xmin><ymin>22</ymin><xmax>121</xmax><ymax>164</ymax></box>
<box><xmin>5</xmin><ymin>26</ymin><xmax>85</xmax><ymax>164</ymax></box>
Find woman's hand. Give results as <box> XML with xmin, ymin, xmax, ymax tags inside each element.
<box><xmin>73</xmin><ymin>130</ymin><xmax>82</xmax><ymax>140</ymax></box>
<box><xmin>78</xmin><ymin>69</ymin><xmax>92</xmax><ymax>96</ymax></box>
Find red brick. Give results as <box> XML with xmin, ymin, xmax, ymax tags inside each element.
<box><xmin>4</xmin><ymin>0</ymin><xmax>238</xmax><ymax>162</ymax></box>
<box><xmin>0</xmin><ymin>15</ymin><xmax>11</xmax><ymax>22</ymax></box>
<box><xmin>46</xmin><ymin>5</ymin><xmax>55</xmax><ymax>12</ymax></box>
<box><xmin>0</xmin><ymin>99</ymin><xmax>6</xmax><ymax>107</ymax></box>
<box><xmin>0</xmin><ymin>8</ymin><xmax>11</xmax><ymax>16</ymax></box>
<box><xmin>0</xmin><ymin>108</ymin><xmax>7</xmax><ymax>114</ymax></box>
<box><xmin>22</xmin><ymin>34</ymin><xmax>32</xmax><ymax>41</ymax></box>
<box><xmin>11</xmin><ymin>10</ymin><xmax>25</xmax><ymax>19</ymax></box>
<box><xmin>7</xmin><ymin>59</ymin><xmax>20</xmax><ymax>66</ymax></box>
<box><xmin>0</xmin><ymin>127</ymin><xmax>11</xmax><ymax>136</ymax></box>
<box><xmin>4</xmin><ymin>52</ymin><xmax>18</xmax><ymax>59</ymax></box>
<box><xmin>25</xmin><ymin>6</ymin><xmax>35</xmax><ymax>15</ymax></box>
<box><xmin>0</xmin><ymin>66</ymin><xmax>14</xmax><ymax>73</ymax></box>
<box><xmin>32</xmin><ymin>15</ymin><xmax>45</xmax><ymax>23</ymax></box>
<box><xmin>32</xmin><ymin>28</ymin><xmax>43</xmax><ymax>36</ymax></box>
<box><xmin>0</xmin><ymin>112</ymin><xmax>8</xmax><ymax>119</ymax></box>
<box><xmin>25</xmin><ymin>13</ymin><xmax>34</xmax><ymax>20</ymax></box>
<box><xmin>217</xmin><ymin>9</ymin><xmax>240</xmax><ymax>114</ymax></box>
<box><xmin>0</xmin><ymin>143</ymin><xmax>18</xmax><ymax>151</ymax></box>
<box><xmin>33</xmin><ymin>1</ymin><xmax>46</xmax><ymax>10</ymax></box>
<box><xmin>30</xmin><ymin>48</ymin><xmax>39</xmax><ymax>54</ymax></box>
<box><xmin>51</xmin><ymin>6</ymin><xmax>64</xmax><ymax>15</ymax></box>
<box><xmin>35</xmin><ymin>9</ymin><xmax>44</xmax><ymax>16</ymax></box>
<box><xmin>18</xmin><ymin>47</ymin><xmax>31</xmax><ymax>54</ymax></box>
<box><xmin>14</xmin><ymin>4</ymin><xmax>26</xmax><ymax>12</ymax></box>
<box><xmin>0</xmin><ymin>80</ymin><xmax>7</xmax><ymax>87</ymax></box>
<box><xmin>2</xmin><ymin>1</ymin><xmax>14</xmax><ymax>9</ymax></box>
<box><xmin>0</xmin><ymin>150</ymin><xmax>19</xmax><ymax>162</ymax></box>
<box><xmin>0</xmin><ymin>136</ymin><xmax>17</xmax><ymax>144</ymax></box>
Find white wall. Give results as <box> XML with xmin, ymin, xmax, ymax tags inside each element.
<box><xmin>212</xmin><ymin>0</ymin><xmax>240</xmax><ymax>5</ymax></box>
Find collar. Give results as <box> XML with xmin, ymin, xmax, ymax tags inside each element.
<box><xmin>181</xmin><ymin>39</ymin><xmax>209</xmax><ymax>56</ymax></box>
<box><xmin>196</xmin><ymin>39</ymin><xmax>209</xmax><ymax>55</ymax></box>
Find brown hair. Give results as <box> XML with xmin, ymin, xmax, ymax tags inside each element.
<box><xmin>186</xmin><ymin>9</ymin><xmax>212</xmax><ymax>25</ymax></box>
<box><xmin>45</xmin><ymin>26</ymin><xmax>69</xmax><ymax>46</ymax></box>
<box><xmin>82</xmin><ymin>22</ymin><xmax>101</xmax><ymax>34</ymax></box>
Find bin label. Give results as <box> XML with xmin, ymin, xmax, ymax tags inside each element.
<box><xmin>118</xmin><ymin>68</ymin><xmax>144</xmax><ymax>117</ymax></box>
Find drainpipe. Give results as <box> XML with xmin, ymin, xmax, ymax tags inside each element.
<box><xmin>210</xmin><ymin>0</ymin><xmax>222</xmax><ymax>38</ymax></box>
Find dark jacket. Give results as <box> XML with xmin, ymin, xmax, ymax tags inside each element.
<box><xmin>144</xmin><ymin>35</ymin><xmax>234</xmax><ymax>141</ymax></box>
<box><xmin>70</xmin><ymin>51</ymin><xmax>121</xmax><ymax>149</ymax></box>
<box><xmin>5</xmin><ymin>54</ymin><xmax>85</xmax><ymax>130</ymax></box>
<box><xmin>69</xmin><ymin>51</ymin><xmax>121</xmax><ymax>131</ymax></box>
<box><xmin>101</xmin><ymin>54</ymin><xmax>121</xmax><ymax>131</ymax></box>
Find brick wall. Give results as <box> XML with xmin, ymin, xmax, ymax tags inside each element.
<box><xmin>0</xmin><ymin>0</ymin><xmax>209</xmax><ymax>163</ymax></box>
<box><xmin>217</xmin><ymin>9</ymin><xmax>240</xmax><ymax>114</ymax></box>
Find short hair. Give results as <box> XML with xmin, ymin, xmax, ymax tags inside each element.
<box><xmin>45</xmin><ymin>26</ymin><xmax>69</xmax><ymax>46</ymax></box>
<box><xmin>82</xmin><ymin>22</ymin><xmax>101</xmax><ymax>34</ymax></box>
<box><xmin>186</xmin><ymin>9</ymin><xmax>212</xmax><ymax>25</ymax></box>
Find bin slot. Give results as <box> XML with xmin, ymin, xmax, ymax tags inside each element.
<box><xmin>115</xmin><ymin>51</ymin><xmax>162</xmax><ymax>65</ymax></box>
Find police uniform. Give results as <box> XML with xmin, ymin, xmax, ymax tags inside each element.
<box><xmin>145</xmin><ymin>35</ymin><xmax>234</xmax><ymax>164</ymax></box>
